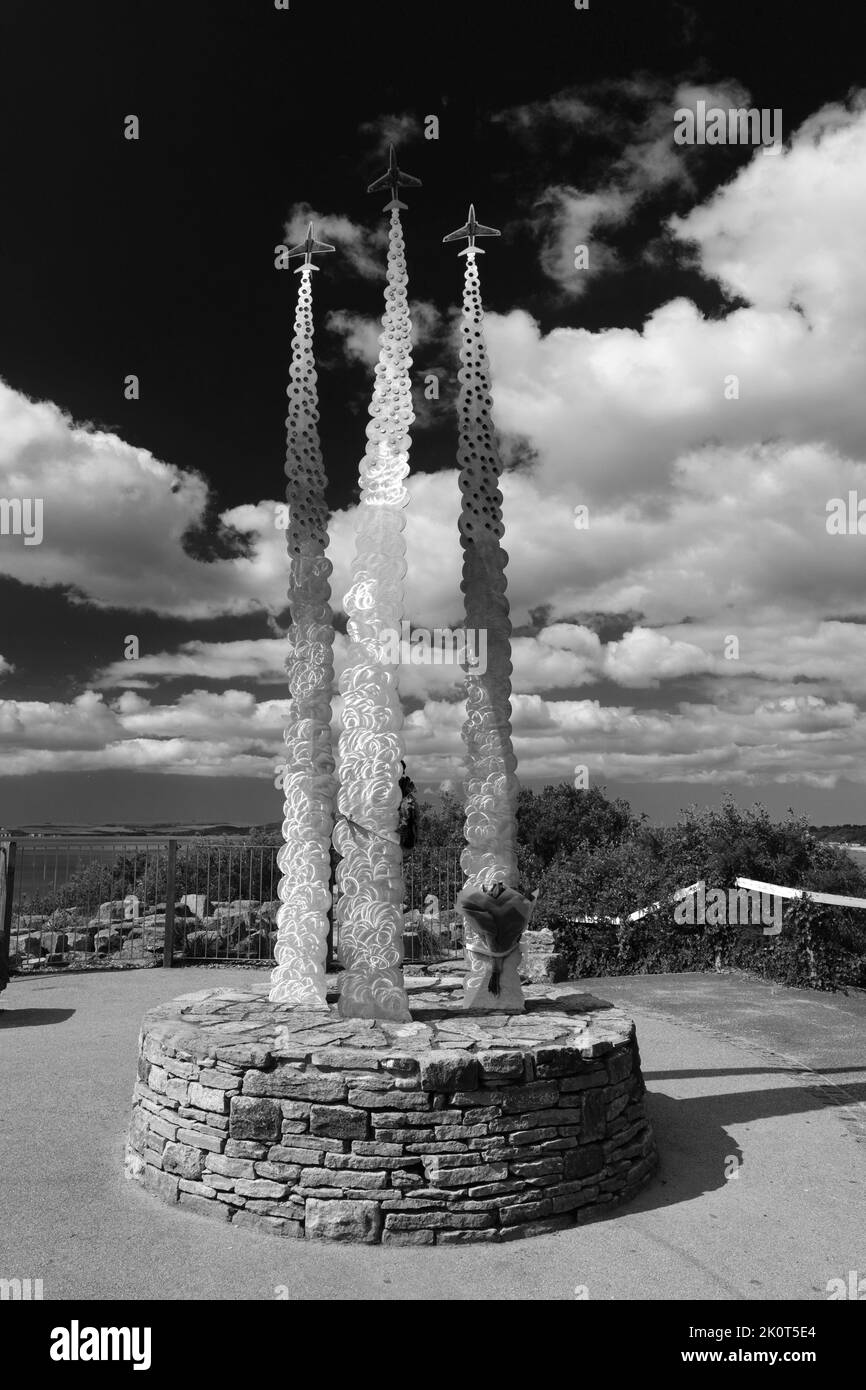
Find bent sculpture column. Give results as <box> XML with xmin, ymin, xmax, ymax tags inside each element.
<box><xmin>271</xmin><ymin>256</ymin><xmax>337</xmax><ymax>1008</ymax></box>
<box><xmin>333</xmin><ymin>207</ymin><xmax>415</xmax><ymax>1022</ymax></box>
<box><xmin>455</xmin><ymin>249</ymin><xmax>523</xmax><ymax>1010</ymax></box>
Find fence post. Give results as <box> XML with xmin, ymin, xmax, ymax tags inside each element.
<box><xmin>163</xmin><ymin>840</ymin><xmax>177</xmax><ymax>968</ymax></box>
<box><xmin>0</xmin><ymin>840</ymin><xmax>17</xmax><ymax>993</ymax></box>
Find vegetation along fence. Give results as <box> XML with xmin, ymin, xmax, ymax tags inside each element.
<box><xmin>1</xmin><ymin>837</ymin><xmax>465</xmax><ymax>977</ymax></box>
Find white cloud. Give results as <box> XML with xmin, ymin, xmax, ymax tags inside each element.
<box><xmin>326</xmin><ymin>300</ymin><xmax>444</xmax><ymax>366</ymax></box>
<box><xmin>283</xmin><ymin>205</ymin><xmax>387</xmax><ymax>280</ymax></box>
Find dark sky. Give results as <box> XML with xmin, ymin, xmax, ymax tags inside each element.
<box><xmin>1</xmin><ymin>0</ymin><xmax>863</xmax><ymax>826</ymax></box>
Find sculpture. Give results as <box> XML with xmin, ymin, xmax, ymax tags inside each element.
<box><xmin>332</xmin><ymin>156</ymin><xmax>421</xmax><ymax>1022</ymax></box>
<box><xmin>270</xmin><ymin>231</ymin><xmax>338</xmax><ymax>1008</ymax></box>
<box><xmin>272</xmin><ymin>171</ymin><xmax>525</xmax><ymax>1020</ymax></box>
<box><xmin>445</xmin><ymin>214</ymin><xmax>524</xmax><ymax>1012</ymax></box>
<box><xmin>457</xmin><ymin>883</ymin><xmax>538</xmax><ymax>1011</ymax></box>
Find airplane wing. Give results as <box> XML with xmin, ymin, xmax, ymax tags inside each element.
<box><xmin>286</xmin><ymin>239</ymin><xmax>310</xmax><ymax>257</ymax></box>
<box><xmin>366</xmin><ymin>172</ymin><xmax>393</xmax><ymax>194</ymax></box>
<box><xmin>311</xmin><ymin>238</ymin><xmax>335</xmax><ymax>255</ymax></box>
<box><xmin>442</xmin><ymin>223</ymin><xmax>471</xmax><ymax>243</ymax></box>
<box><xmin>474</xmin><ymin>222</ymin><xmax>501</xmax><ymax>238</ymax></box>
<box><xmin>396</xmin><ymin>170</ymin><xmax>422</xmax><ymax>188</ymax></box>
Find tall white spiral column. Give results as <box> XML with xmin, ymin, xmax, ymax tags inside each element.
<box><xmin>457</xmin><ymin>251</ymin><xmax>522</xmax><ymax>1004</ymax></box>
<box><xmin>270</xmin><ymin>264</ymin><xmax>337</xmax><ymax>1008</ymax></box>
<box><xmin>333</xmin><ymin>209</ymin><xmax>414</xmax><ymax>1022</ymax></box>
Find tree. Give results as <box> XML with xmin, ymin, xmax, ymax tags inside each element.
<box><xmin>516</xmin><ymin>784</ymin><xmax>636</xmax><ymax>869</ymax></box>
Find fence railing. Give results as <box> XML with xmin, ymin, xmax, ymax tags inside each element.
<box><xmin>2</xmin><ymin>836</ymin><xmax>465</xmax><ymax>976</ymax></box>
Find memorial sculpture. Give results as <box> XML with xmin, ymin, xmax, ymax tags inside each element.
<box><xmin>270</xmin><ymin>224</ymin><xmax>338</xmax><ymax>1009</ymax></box>
<box><xmin>271</xmin><ymin>166</ymin><xmax>535</xmax><ymax>1019</ymax></box>
<box><xmin>444</xmin><ymin>207</ymin><xmax>531</xmax><ymax>1012</ymax></box>
<box><xmin>124</xmin><ymin>155</ymin><xmax>658</xmax><ymax>1244</ymax></box>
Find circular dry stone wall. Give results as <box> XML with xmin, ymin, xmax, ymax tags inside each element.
<box><xmin>125</xmin><ymin>977</ymin><xmax>658</xmax><ymax>1245</ymax></box>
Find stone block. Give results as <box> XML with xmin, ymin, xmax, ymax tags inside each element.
<box><xmin>147</xmin><ymin>1115</ymin><xmax>179</xmax><ymax>1142</ymax></box>
<box><xmin>310</xmin><ymin>1049</ymin><xmax>382</xmax><ymax>1071</ymax></box>
<box><xmin>205</xmin><ymin>1153</ymin><xmax>257</xmax><ymax>1179</ymax></box>
<box><xmin>178</xmin><ymin>1191</ymin><xmax>231</xmax><ymax>1222</ymax></box>
<box><xmin>534</xmin><ymin>1047</ymin><xmax>586</xmax><ymax>1078</ymax></box>
<box><xmin>235</xmin><ymin>1179</ymin><xmax>289</xmax><ymax>1200</ymax></box>
<box><xmin>348</xmin><ymin>1089</ymin><xmax>430</xmax><ymax>1112</ymax></box>
<box><xmin>508</xmin><ymin>1127</ymin><xmax>559</xmax><ymax>1147</ymax></box>
<box><xmin>438</xmin><ymin>1230</ymin><xmax>502</xmax><ymax>1245</ymax></box>
<box><xmin>279</xmin><ymin>1100</ymin><xmax>312</xmax><ymax>1120</ymax></box>
<box><xmin>255</xmin><ymin>1161</ymin><xmax>301</xmax><ymax>1183</ymax></box>
<box><xmin>232</xmin><ymin>1211</ymin><xmax>303</xmax><ymax>1238</ymax></box>
<box><xmin>608</xmin><ymin>1048</ymin><xmax>634</xmax><ymax>1085</ymax></box>
<box><xmin>176</xmin><ymin>1127</ymin><xmax>224</xmax><ymax>1154</ymax></box>
<box><xmin>304</xmin><ymin>1199</ymin><xmax>382</xmax><ymax>1244</ymax></box>
<box><xmin>434</xmin><ymin>1124</ymin><xmax>487</xmax><ymax>1141</ymax></box>
<box><xmin>178</xmin><ymin>1179</ymin><xmax>217</xmax><ymax>1198</ymax></box>
<box><xmin>243</xmin><ymin>1067</ymin><xmax>347</xmax><ymax>1102</ymax></box>
<box><xmin>310</xmin><ymin>1104</ymin><xmax>368</xmax><ymax>1140</ymax></box>
<box><xmin>381</xmin><ymin>1056</ymin><xmax>419</xmax><ymax>1077</ymax></box>
<box><xmin>215</xmin><ymin>1043</ymin><xmax>272</xmax><ymax>1069</ymax></box>
<box><xmin>299</xmin><ymin>1168</ymin><xmax>388</xmax><ymax>1190</ymax></box>
<box><xmin>128</xmin><ymin>1107</ymin><xmax>149</xmax><ymax>1154</ymax></box>
<box><xmin>225</xmin><ymin>1139</ymin><xmax>268</xmax><ymax>1159</ymax></box>
<box><xmin>477</xmin><ymin>1050</ymin><xmax>525</xmax><ymax>1079</ymax></box>
<box><xmin>509</xmin><ymin>1157</ymin><xmax>563</xmax><ymax>1180</ymax></box>
<box><xmin>143</xmin><ymin>1164</ymin><xmax>178</xmax><ymax>1204</ymax></box>
<box><xmin>162</xmin><ymin>1142</ymin><xmax>206</xmax><ymax>1181</ymax></box>
<box><xmin>501</xmin><ymin>1215</ymin><xmax>574</xmax><ymax>1241</ymax></box>
<box><xmin>162</xmin><ymin>1056</ymin><xmax>198</xmax><ymax>1081</ymax></box>
<box><xmin>147</xmin><ymin>1065</ymin><xmax>168</xmax><ymax>1094</ymax></box>
<box><xmin>581</xmin><ymin>1089</ymin><xmax>608</xmax><ymax>1142</ymax></box>
<box><xmin>178</xmin><ymin>1107</ymin><xmax>229</xmax><ymax>1131</ymax></box>
<box><xmin>229</xmin><ymin>1096</ymin><xmax>282</xmax><ymax>1142</ymax></box>
<box><xmin>420</xmin><ymin>1054</ymin><xmax>479</xmax><ymax>1093</ymax></box>
<box><xmin>374</xmin><ymin>1130</ymin><xmax>435</xmax><ymax>1150</ymax></box>
<box><xmin>564</xmin><ymin>1145</ymin><xmax>604</xmax><ymax>1181</ymax></box>
<box><xmin>560</xmin><ymin>1071</ymin><xmax>608</xmax><ymax>1092</ymax></box>
<box><xmin>375</xmin><ymin>1110</ymin><xmax>459</xmax><ymax>1127</ymax></box>
<box><xmin>188</xmin><ymin>1081</ymin><xmax>229</xmax><ymax>1114</ymax></box>
<box><xmin>501</xmin><ymin>1082</ymin><xmax>560</xmax><ymax>1113</ymax></box>
<box><xmin>325</xmin><ymin>1153</ymin><xmax>421</xmax><ymax>1173</ymax></box>
<box><xmin>428</xmin><ymin>1164</ymin><xmax>508</xmax><ymax>1189</ymax></box>
<box><xmin>385</xmin><ymin>1212</ymin><xmax>493</xmax><ymax>1231</ymax></box>
<box><xmin>268</xmin><ymin>1145</ymin><xmax>325</xmax><ymax>1166</ymax></box>
<box><xmin>352</xmin><ymin>1141</ymin><xmax>403</xmax><ymax>1158</ymax></box>
<box><xmin>192</xmin><ymin>1069</ymin><xmax>240</xmax><ymax>1091</ymax></box>
<box><xmin>382</xmin><ymin>1229</ymin><xmax>435</xmax><ymax>1246</ymax></box>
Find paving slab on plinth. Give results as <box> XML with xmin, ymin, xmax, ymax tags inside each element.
<box><xmin>125</xmin><ymin>977</ymin><xmax>658</xmax><ymax>1244</ymax></box>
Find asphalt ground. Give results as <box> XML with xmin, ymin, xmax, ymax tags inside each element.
<box><xmin>1</xmin><ymin>966</ymin><xmax>864</xmax><ymax>1300</ymax></box>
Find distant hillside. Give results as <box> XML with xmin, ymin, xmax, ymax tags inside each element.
<box><xmin>812</xmin><ymin>826</ymin><xmax>866</xmax><ymax>844</ymax></box>
<box><xmin>7</xmin><ymin>823</ymin><xmax>282</xmax><ymax>838</ymax></box>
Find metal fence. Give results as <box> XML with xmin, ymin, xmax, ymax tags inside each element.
<box><xmin>1</xmin><ymin>836</ymin><xmax>465</xmax><ymax>976</ymax></box>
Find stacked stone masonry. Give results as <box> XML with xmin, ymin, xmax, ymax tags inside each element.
<box><xmin>125</xmin><ymin>978</ymin><xmax>658</xmax><ymax>1245</ymax></box>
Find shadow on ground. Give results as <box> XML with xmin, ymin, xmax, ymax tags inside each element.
<box><xmin>0</xmin><ymin>1007</ymin><xmax>76</xmax><ymax>1028</ymax></box>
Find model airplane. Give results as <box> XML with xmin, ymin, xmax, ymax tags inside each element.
<box><xmin>287</xmin><ymin>223</ymin><xmax>336</xmax><ymax>273</ymax></box>
<box><xmin>367</xmin><ymin>145</ymin><xmax>422</xmax><ymax>211</ymax></box>
<box><xmin>443</xmin><ymin>204</ymin><xmax>501</xmax><ymax>255</ymax></box>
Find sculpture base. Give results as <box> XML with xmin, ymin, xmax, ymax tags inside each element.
<box><xmin>125</xmin><ymin>977</ymin><xmax>658</xmax><ymax>1245</ymax></box>
<box><xmin>463</xmin><ymin>948</ymin><xmax>525</xmax><ymax>1013</ymax></box>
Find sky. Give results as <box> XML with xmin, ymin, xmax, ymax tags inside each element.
<box><xmin>1</xmin><ymin>0</ymin><xmax>865</xmax><ymax>827</ymax></box>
